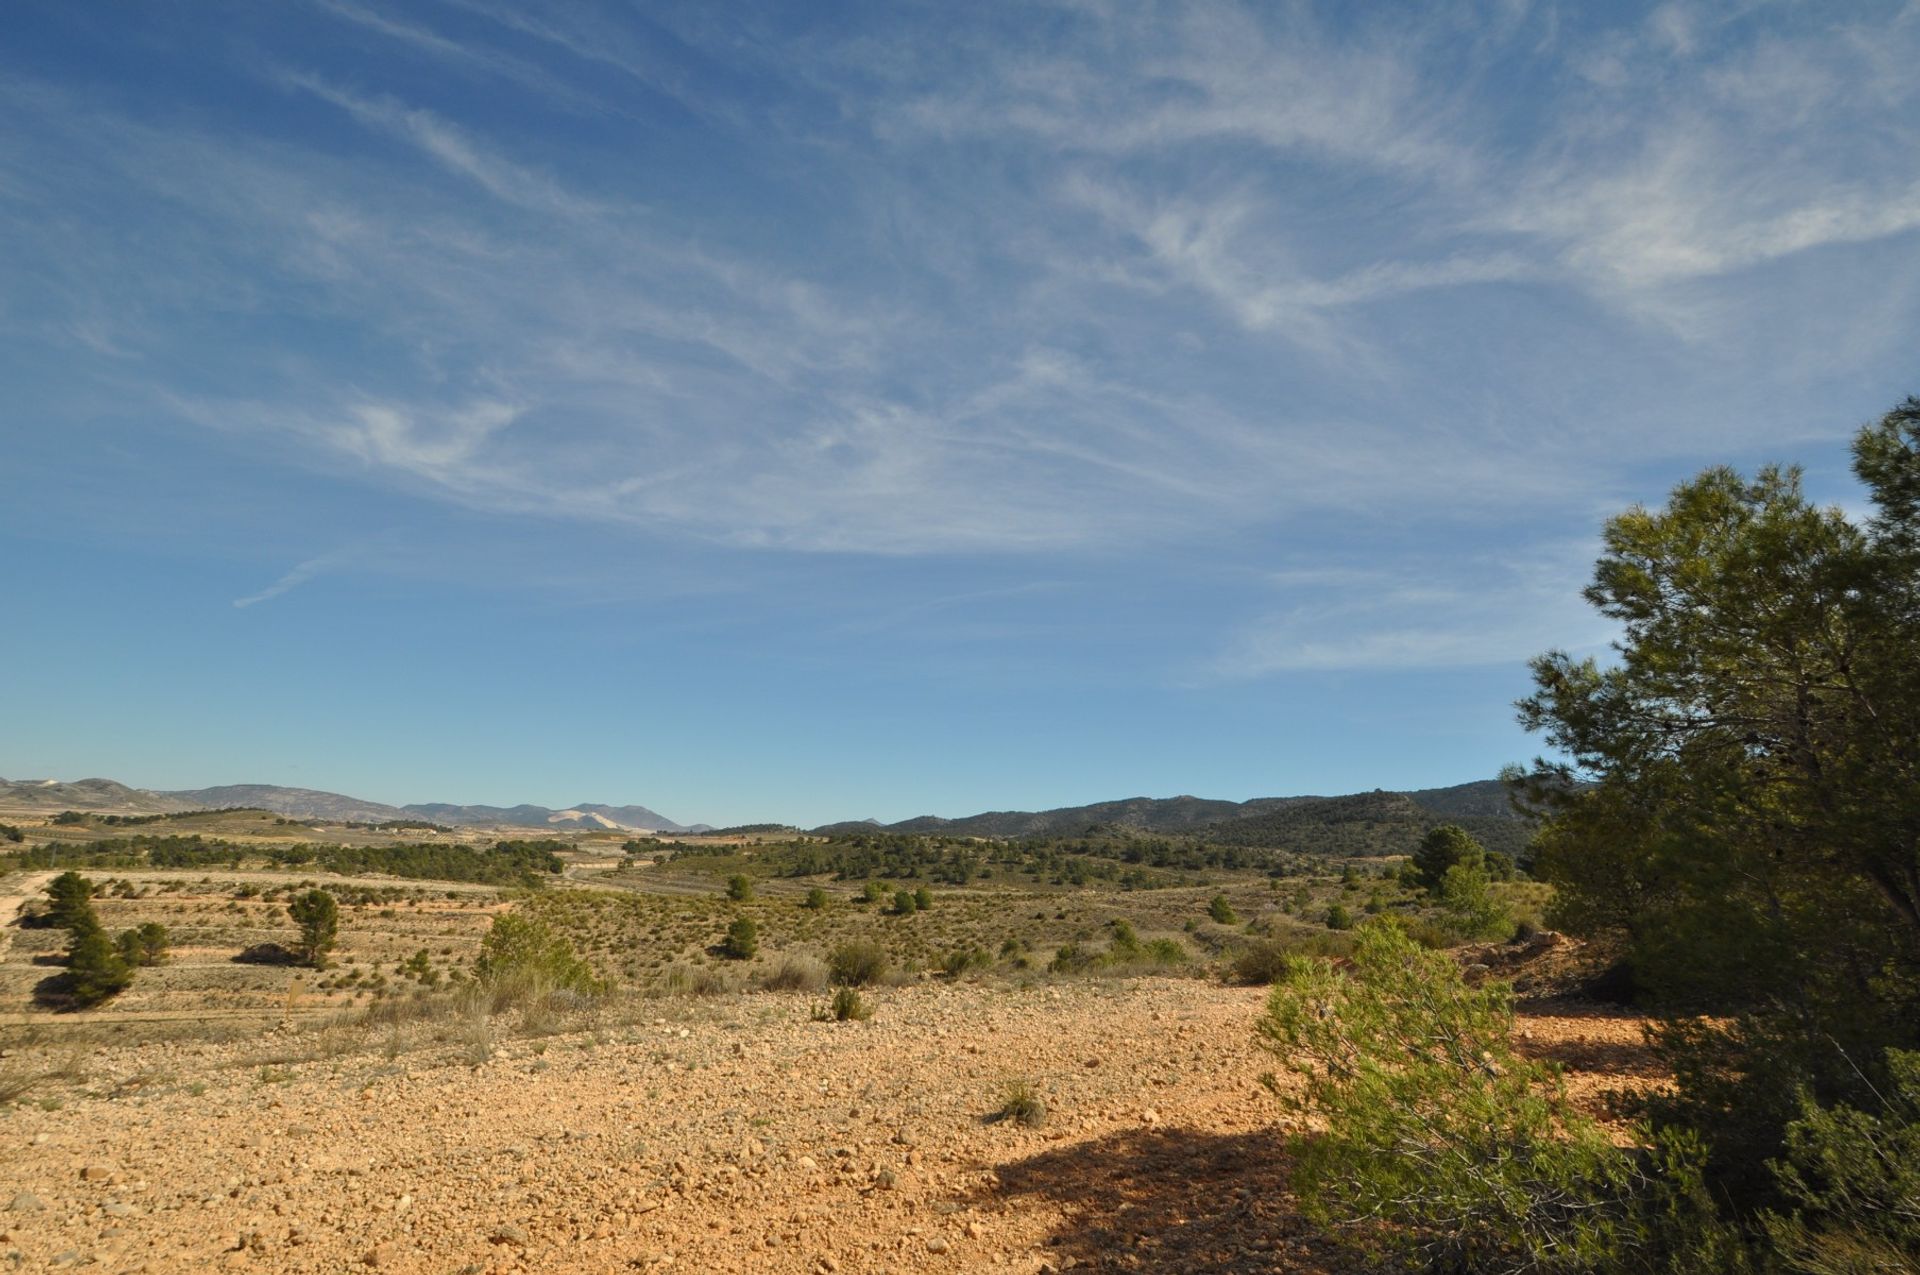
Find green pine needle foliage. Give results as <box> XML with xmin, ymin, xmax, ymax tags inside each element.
<box><xmin>1259</xmin><ymin>920</ymin><xmax>1677</xmax><ymax>1274</ymax></box>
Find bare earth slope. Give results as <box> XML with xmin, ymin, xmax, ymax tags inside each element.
<box><xmin>0</xmin><ymin>979</ymin><xmax>1650</xmax><ymax>1275</ymax></box>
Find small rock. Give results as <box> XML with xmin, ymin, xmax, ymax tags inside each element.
<box><xmin>80</xmin><ymin>1166</ymin><xmax>112</xmax><ymax>1182</ymax></box>
<box><xmin>926</xmin><ymin>1236</ymin><xmax>950</xmax><ymax>1254</ymax></box>
<box><xmin>365</xmin><ymin>1240</ymin><xmax>402</xmax><ymax>1266</ymax></box>
<box><xmin>8</xmin><ymin>1193</ymin><xmax>45</xmax><ymax>1213</ymax></box>
<box><xmin>489</xmin><ymin>1224</ymin><xmax>529</xmax><ymax>1246</ymax></box>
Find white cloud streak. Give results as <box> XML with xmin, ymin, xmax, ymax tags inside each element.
<box><xmin>233</xmin><ymin>555</ymin><xmax>335</xmax><ymax>608</ymax></box>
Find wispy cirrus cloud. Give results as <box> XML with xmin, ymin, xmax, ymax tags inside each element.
<box><xmin>6</xmin><ymin>1</ymin><xmax>1919</xmax><ymax>676</ymax></box>
<box><xmin>233</xmin><ymin>553</ymin><xmax>339</xmax><ymax>608</ymax></box>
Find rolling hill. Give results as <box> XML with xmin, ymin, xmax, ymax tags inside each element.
<box><xmin>812</xmin><ymin>779</ymin><xmax>1536</xmax><ymax>860</ymax></box>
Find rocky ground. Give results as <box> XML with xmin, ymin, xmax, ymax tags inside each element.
<box><xmin>0</xmin><ymin>978</ymin><xmax>1654</xmax><ymax>1275</ymax></box>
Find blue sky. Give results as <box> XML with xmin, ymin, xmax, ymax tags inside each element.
<box><xmin>3</xmin><ymin>2</ymin><xmax>1917</xmax><ymax>826</ymax></box>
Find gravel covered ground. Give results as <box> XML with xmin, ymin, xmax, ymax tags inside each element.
<box><xmin>0</xmin><ymin>978</ymin><xmax>1654</xmax><ymax>1274</ymax></box>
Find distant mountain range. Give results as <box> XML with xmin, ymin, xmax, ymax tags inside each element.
<box><xmin>0</xmin><ymin>777</ymin><xmax>703</xmax><ymax>833</ymax></box>
<box><xmin>811</xmin><ymin>779</ymin><xmax>1538</xmax><ymax>859</ymax></box>
<box><xmin>1</xmin><ymin>774</ymin><xmax>1540</xmax><ymax>857</ymax></box>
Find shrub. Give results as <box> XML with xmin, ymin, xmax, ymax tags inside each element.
<box><xmin>473</xmin><ymin>913</ymin><xmax>605</xmax><ymax>1009</ymax></box>
<box><xmin>827</xmin><ymin>939</ymin><xmax>890</xmax><ymax>987</ymax></box>
<box><xmin>995</xmin><ymin>1078</ymin><xmax>1047</xmax><ymax>1128</ymax></box>
<box><xmin>803</xmin><ymin>887</ymin><xmax>829</xmax><ymax>910</ymax></box>
<box><xmin>116</xmin><ymin>922</ymin><xmax>169</xmax><ymax>967</ymax></box>
<box><xmin>1208</xmin><ymin>894</ymin><xmax>1238</xmax><ymax>924</ymax></box>
<box><xmin>45</xmin><ymin>871</ymin><xmax>96</xmax><ymax>931</ymax></box>
<box><xmin>1259</xmin><ymin>920</ymin><xmax>1663</xmax><ymax>1273</ymax></box>
<box><xmin>725</xmin><ymin>874</ymin><xmax>753</xmax><ymax>902</ymax></box>
<box><xmin>287</xmin><ymin>889</ymin><xmax>339</xmax><ymax>968</ymax></box>
<box><xmin>1139</xmin><ymin>937</ymin><xmax>1188</xmax><ymax>966</ymax></box>
<box><xmin>1439</xmin><ymin>861</ymin><xmax>1513</xmax><ymax>940</ymax></box>
<box><xmin>941</xmin><ymin>947</ymin><xmax>991</xmax><ymax>977</ymax></box>
<box><xmin>1231</xmin><ymin>938</ymin><xmax>1293</xmax><ymax>985</ymax></box>
<box><xmin>655</xmin><ymin>962</ymin><xmax>731</xmax><ymax>997</ymax></box>
<box><xmin>1764</xmin><ymin>1047</ymin><xmax>1920</xmax><ymax>1272</ymax></box>
<box><xmin>65</xmin><ymin>923</ymin><xmax>133</xmax><ymax>1007</ymax></box>
<box><xmin>859</xmin><ymin>880</ymin><xmax>886</xmax><ymax>904</ymax></box>
<box><xmin>759</xmin><ymin>952</ymin><xmax>828</xmax><ymax>992</ymax></box>
<box><xmin>814</xmin><ymin>986</ymin><xmax>871</xmax><ymax>1022</ymax></box>
<box><xmin>913</xmin><ymin>886</ymin><xmax>933</xmax><ymax>911</ymax></box>
<box><xmin>1412</xmin><ymin>824</ymin><xmax>1486</xmax><ymax>894</ymax></box>
<box><xmin>1324</xmin><ymin>903</ymin><xmax>1355</xmax><ymax>931</ymax></box>
<box><xmin>720</xmin><ymin>916</ymin><xmax>758</xmax><ymax>960</ymax></box>
<box><xmin>1050</xmin><ymin>941</ymin><xmax>1095</xmax><ymax>974</ymax></box>
<box><xmin>891</xmin><ymin>889</ymin><xmax>918</xmax><ymax>916</ymax></box>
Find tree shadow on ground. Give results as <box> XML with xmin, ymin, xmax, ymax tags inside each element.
<box><xmin>964</xmin><ymin>1126</ymin><xmax>1352</xmax><ymax>1274</ymax></box>
<box><xmin>31</xmin><ymin>971</ymin><xmax>88</xmax><ymax>1012</ymax></box>
<box><xmin>1516</xmin><ymin>1031</ymin><xmax>1667</xmax><ymax>1081</ymax></box>
<box><xmin>234</xmin><ymin>942</ymin><xmax>300</xmax><ymax>966</ymax></box>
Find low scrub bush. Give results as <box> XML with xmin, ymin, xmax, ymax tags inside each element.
<box><xmin>473</xmin><ymin>913</ymin><xmax>606</xmax><ymax>1012</ymax></box>
<box><xmin>1764</xmin><ymin>1047</ymin><xmax>1920</xmax><ymax>1273</ymax></box>
<box><xmin>719</xmin><ymin>916</ymin><xmax>758</xmax><ymax>960</ymax></box>
<box><xmin>813</xmin><ymin>986</ymin><xmax>872</xmax><ymax>1022</ymax></box>
<box><xmin>941</xmin><ymin>947</ymin><xmax>992</xmax><ymax>977</ymax></box>
<box><xmin>759</xmin><ymin>952</ymin><xmax>828</xmax><ymax>992</ymax></box>
<box><xmin>655</xmin><ymin>962</ymin><xmax>732</xmax><ymax>998</ymax></box>
<box><xmin>994</xmin><ymin>1078</ymin><xmax>1047</xmax><ymax>1128</ymax></box>
<box><xmin>116</xmin><ymin>922</ymin><xmax>169</xmax><ymax>967</ymax></box>
<box><xmin>1258</xmin><ymin>919</ymin><xmax>1710</xmax><ymax>1273</ymax></box>
<box><xmin>828</xmin><ymin>939</ymin><xmax>890</xmax><ymax>987</ymax></box>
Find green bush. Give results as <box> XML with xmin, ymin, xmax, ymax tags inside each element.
<box><xmin>287</xmin><ymin>889</ymin><xmax>339</xmax><ymax>968</ymax></box>
<box><xmin>1230</xmin><ymin>938</ymin><xmax>1294</xmax><ymax>985</ymax></box>
<box><xmin>1439</xmin><ymin>861</ymin><xmax>1513</xmax><ymax>940</ymax></box>
<box><xmin>1139</xmin><ymin>937</ymin><xmax>1188</xmax><ymax>965</ymax></box>
<box><xmin>45</xmin><ymin>871</ymin><xmax>96</xmax><ymax>931</ymax></box>
<box><xmin>473</xmin><ymin>913</ymin><xmax>605</xmax><ymax>1008</ymax></box>
<box><xmin>814</xmin><ymin>986</ymin><xmax>871</xmax><ymax>1022</ymax></box>
<box><xmin>1324</xmin><ymin>902</ymin><xmax>1355</xmax><ymax>931</ymax></box>
<box><xmin>913</xmin><ymin>886</ymin><xmax>933</xmax><ymax>911</ymax></box>
<box><xmin>827</xmin><ymin>939</ymin><xmax>890</xmax><ymax>987</ymax></box>
<box><xmin>802</xmin><ymin>887</ymin><xmax>829</xmax><ymax>910</ymax></box>
<box><xmin>65</xmin><ymin>922</ymin><xmax>133</xmax><ymax>1007</ymax></box>
<box><xmin>1208</xmin><ymin>894</ymin><xmax>1238</xmax><ymax>924</ymax></box>
<box><xmin>1259</xmin><ymin>920</ymin><xmax>1664</xmax><ymax>1273</ymax></box>
<box><xmin>995</xmin><ymin>1078</ymin><xmax>1047</xmax><ymax>1128</ymax></box>
<box><xmin>720</xmin><ymin>916</ymin><xmax>758</xmax><ymax>960</ymax></box>
<box><xmin>725</xmin><ymin>874</ymin><xmax>754</xmax><ymax>902</ymax></box>
<box><xmin>1050</xmin><ymin>941</ymin><xmax>1095</xmax><ymax>974</ymax></box>
<box><xmin>758</xmin><ymin>952</ymin><xmax>827</xmax><ymax>992</ymax></box>
<box><xmin>1412</xmin><ymin>824</ymin><xmax>1486</xmax><ymax>894</ymax></box>
<box><xmin>891</xmin><ymin>889</ymin><xmax>918</xmax><ymax>916</ymax></box>
<box><xmin>941</xmin><ymin>947</ymin><xmax>991</xmax><ymax>977</ymax></box>
<box><xmin>116</xmin><ymin>922</ymin><xmax>169</xmax><ymax>967</ymax></box>
<box><xmin>1764</xmin><ymin>1047</ymin><xmax>1920</xmax><ymax>1273</ymax></box>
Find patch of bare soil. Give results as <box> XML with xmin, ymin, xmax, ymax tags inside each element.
<box><xmin>0</xmin><ymin>975</ymin><xmax>1662</xmax><ymax>1275</ymax></box>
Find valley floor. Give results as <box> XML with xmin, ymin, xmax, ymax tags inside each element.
<box><xmin>0</xmin><ymin>979</ymin><xmax>1652</xmax><ymax>1274</ymax></box>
